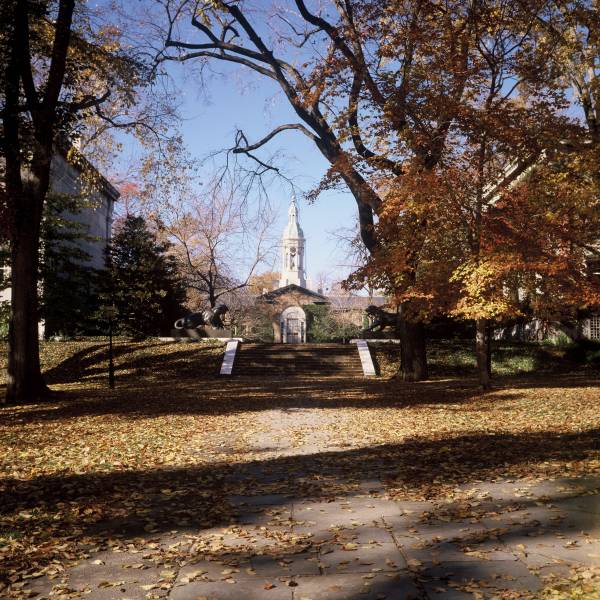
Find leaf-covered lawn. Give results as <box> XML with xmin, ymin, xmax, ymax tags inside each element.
<box><xmin>371</xmin><ymin>340</ymin><xmax>600</xmax><ymax>378</ymax></box>
<box><xmin>0</xmin><ymin>340</ymin><xmax>599</xmax><ymax>597</ymax></box>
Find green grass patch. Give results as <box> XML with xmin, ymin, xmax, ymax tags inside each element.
<box><xmin>371</xmin><ymin>339</ymin><xmax>598</xmax><ymax>378</ymax></box>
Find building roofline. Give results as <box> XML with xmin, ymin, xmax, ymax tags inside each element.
<box><xmin>260</xmin><ymin>284</ymin><xmax>328</xmax><ymax>302</ymax></box>
<box><xmin>55</xmin><ymin>140</ymin><xmax>120</xmax><ymax>202</ymax></box>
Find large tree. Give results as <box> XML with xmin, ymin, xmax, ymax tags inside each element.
<box><xmin>108</xmin><ymin>214</ymin><xmax>186</xmax><ymax>337</ymax></box>
<box><xmin>349</xmin><ymin>0</ymin><xmax>600</xmax><ymax>387</ymax></box>
<box><xmin>156</xmin><ymin>0</ymin><xmax>585</xmax><ymax>380</ymax></box>
<box><xmin>0</xmin><ymin>0</ymin><xmax>168</xmax><ymax>402</ymax></box>
<box><xmin>159</xmin><ymin>194</ymin><xmax>273</xmax><ymax>309</ymax></box>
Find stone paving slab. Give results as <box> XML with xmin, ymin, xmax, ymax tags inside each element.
<box><xmin>382</xmin><ymin>513</ymin><xmax>424</xmax><ymax>532</ymax></box>
<box><xmin>334</xmin><ymin>497</ymin><xmax>403</xmax><ymax>515</ymax></box>
<box><xmin>480</xmin><ymin>504</ymin><xmax>569</xmax><ymax>531</ymax></box>
<box><xmin>291</xmin><ymin>526</ymin><xmax>341</xmax><ymax>544</ymax></box>
<box><xmin>291</xmin><ymin>524</ymin><xmax>397</xmax><ymax>547</ymax></box>
<box><xmin>536</xmin><ymin>562</ymin><xmax>573</xmax><ymax>579</ymax></box>
<box><xmin>508</xmin><ymin>535</ymin><xmax>600</xmax><ymax>567</ymax></box>
<box><xmin>554</xmin><ymin>494</ymin><xmax>600</xmax><ymax>517</ymax></box>
<box><xmin>456</xmin><ymin>477</ymin><xmax>600</xmax><ymax>503</ymax></box>
<box><xmin>28</xmin><ymin>584</ymin><xmax>161</xmax><ymax>600</ymax></box>
<box><xmin>391</xmin><ymin>501</ymin><xmax>436</xmax><ymax>515</ymax></box>
<box><xmin>250</xmin><ymin>550</ymin><xmax>321</xmax><ymax>577</ymax></box>
<box><xmin>18</xmin><ymin>549</ymin><xmax>168</xmax><ymax>600</ymax></box>
<box><xmin>390</xmin><ymin>519</ymin><xmax>490</xmax><ymax>546</ymax></box>
<box><xmin>16</xmin><ymin>577</ymin><xmax>164</xmax><ymax>600</ymax></box>
<box><xmin>422</xmin><ymin>584</ymin><xmax>475</xmax><ymax>600</ymax></box>
<box><xmin>422</xmin><ymin>558</ymin><xmax>543</xmax><ymax>594</ymax></box>
<box><xmin>397</xmin><ymin>539</ymin><xmax>518</xmax><ymax>566</ymax></box>
<box><xmin>170</xmin><ymin>578</ymin><xmax>293</xmax><ymax>599</ymax></box>
<box><xmin>176</xmin><ymin>558</ymin><xmax>255</xmax><ymax>582</ymax></box>
<box><xmin>293</xmin><ymin>498</ymin><xmax>400</xmax><ymax>524</ymax></box>
<box><xmin>236</xmin><ymin>506</ymin><xmax>294</xmax><ymax>528</ymax></box>
<box><xmin>191</xmin><ymin>527</ymin><xmax>296</xmax><ymax>551</ymax></box>
<box><xmin>453</xmin><ymin>539</ymin><xmax>519</xmax><ymax>563</ymax></box>
<box><xmin>329</xmin><ymin>524</ymin><xmax>396</xmax><ymax>544</ymax></box>
<box><xmin>318</xmin><ymin>541</ymin><xmax>407</xmax><ymax>573</ymax></box>
<box><xmin>230</xmin><ymin>493</ymin><xmax>292</xmax><ymax>507</ymax></box>
<box><xmin>292</xmin><ymin>572</ymin><xmax>421</xmax><ymax>600</ymax></box>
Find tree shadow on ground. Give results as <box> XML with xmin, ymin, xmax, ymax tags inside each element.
<box><xmin>43</xmin><ymin>342</ymin><xmax>224</xmax><ymax>385</ymax></box>
<box><xmin>2</xmin><ymin>427</ymin><xmax>598</xmax><ymax>527</ymax></box>
<box><xmin>1</xmin><ymin>426</ymin><xmax>598</xmax><ymax>595</ymax></box>
<box><xmin>42</xmin><ymin>342</ymin><xmax>153</xmax><ymax>384</ymax></box>
<box><xmin>2</xmin><ymin>369</ymin><xmax>598</xmax><ymax>424</ymax></box>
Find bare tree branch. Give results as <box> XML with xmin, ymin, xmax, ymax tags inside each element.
<box><xmin>64</xmin><ymin>90</ymin><xmax>111</xmax><ymax>112</ymax></box>
<box><xmin>232</xmin><ymin>123</ymin><xmax>318</xmax><ymax>154</ymax></box>
<box><xmin>160</xmin><ymin>49</ymin><xmax>279</xmax><ymax>80</ymax></box>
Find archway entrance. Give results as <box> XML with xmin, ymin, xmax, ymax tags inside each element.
<box><xmin>280</xmin><ymin>305</ymin><xmax>306</xmax><ymax>343</ymax></box>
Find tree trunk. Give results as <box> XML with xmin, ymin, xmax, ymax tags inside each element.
<box><xmin>208</xmin><ymin>289</ymin><xmax>216</xmax><ymax>308</ymax></box>
<box><xmin>486</xmin><ymin>322</ymin><xmax>492</xmax><ymax>376</ymax></box>
<box><xmin>399</xmin><ymin>320</ymin><xmax>428</xmax><ymax>381</ymax></box>
<box><xmin>397</xmin><ymin>305</ymin><xmax>428</xmax><ymax>381</ymax></box>
<box><xmin>475</xmin><ymin>318</ymin><xmax>491</xmax><ymax>390</ymax></box>
<box><xmin>2</xmin><ymin>0</ymin><xmax>76</xmax><ymax>404</ymax></box>
<box><xmin>6</xmin><ymin>227</ymin><xmax>49</xmax><ymax>403</ymax></box>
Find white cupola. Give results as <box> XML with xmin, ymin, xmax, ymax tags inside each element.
<box><xmin>279</xmin><ymin>198</ymin><xmax>306</xmax><ymax>288</ymax></box>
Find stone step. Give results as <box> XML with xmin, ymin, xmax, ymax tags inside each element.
<box><xmin>232</xmin><ymin>343</ymin><xmax>363</xmax><ymax>377</ymax></box>
<box><xmin>236</xmin><ymin>347</ymin><xmax>357</xmax><ymax>352</ymax></box>
<box><xmin>234</xmin><ymin>368</ymin><xmax>360</xmax><ymax>373</ymax></box>
<box><xmin>234</xmin><ymin>371</ymin><xmax>359</xmax><ymax>376</ymax></box>
<box><xmin>237</xmin><ymin>353</ymin><xmax>356</xmax><ymax>362</ymax></box>
<box><xmin>236</xmin><ymin>360</ymin><xmax>357</xmax><ymax>365</ymax></box>
<box><xmin>235</xmin><ymin>366</ymin><xmax>359</xmax><ymax>370</ymax></box>
<box><xmin>238</xmin><ymin>352</ymin><xmax>358</xmax><ymax>358</ymax></box>
<box><xmin>239</xmin><ymin>347</ymin><xmax>357</xmax><ymax>353</ymax></box>
<box><xmin>234</xmin><ymin>360</ymin><xmax>361</xmax><ymax>366</ymax></box>
<box><xmin>236</xmin><ymin>353</ymin><xmax>359</xmax><ymax>359</ymax></box>
<box><xmin>235</xmin><ymin>364</ymin><xmax>359</xmax><ymax>369</ymax></box>
<box><xmin>235</xmin><ymin>354</ymin><xmax>358</xmax><ymax>360</ymax></box>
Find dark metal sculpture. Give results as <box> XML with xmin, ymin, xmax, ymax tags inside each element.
<box><xmin>363</xmin><ymin>305</ymin><xmax>396</xmax><ymax>333</ymax></box>
<box><xmin>174</xmin><ymin>304</ymin><xmax>229</xmax><ymax>330</ymax></box>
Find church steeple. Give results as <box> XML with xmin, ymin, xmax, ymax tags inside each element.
<box><xmin>279</xmin><ymin>197</ymin><xmax>306</xmax><ymax>288</ymax></box>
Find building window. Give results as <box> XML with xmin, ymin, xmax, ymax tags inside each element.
<box><xmin>589</xmin><ymin>316</ymin><xmax>600</xmax><ymax>341</ymax></box>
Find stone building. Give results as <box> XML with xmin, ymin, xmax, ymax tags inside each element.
<box><xmin>255</xmin><ymin>199</ymin><xmax>385</xmax><ymax>343</ymax></box>
<box><xmin>49</xmin><ymin>149</ymin><xmax>119</xmax><ymax>270</ymax></box>
<box><xmin>279</xmin><ymin>199</ymin><xmax>307</xmax><ymax>289</ymax></box>
<box><xmin>260</xmin><ymin>198</ymin><xmax>323</xmax><ymax>343</ymax></box>
<box><xmin>584</xmin><ymin>255</ymin><xmax>600</xmax><ymax>340</ymax></box>
<box><xmin>1</xmin><ymin>147</ymin><xmax>119</xmax><ymax>336</ymax></box>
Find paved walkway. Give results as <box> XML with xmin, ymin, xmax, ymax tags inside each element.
<box><xmin>22</xmin><ymin>401</ymin><xmax>600</xmax><ymax>599</ymax></box>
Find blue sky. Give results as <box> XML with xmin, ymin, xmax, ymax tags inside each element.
<box><xmin>168</xmin><ymin>60</ymin><xmax>359</xmax><ymax>284</ymax></box>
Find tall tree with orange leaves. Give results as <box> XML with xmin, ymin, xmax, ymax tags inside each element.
<box><xmin>348</xmin><ymin>0</ymin><xmax>599</xmax><ymax>387</ymax></box>
<box><xmin>157</xmin><ymin>0</ymin><xmax>598</xmax><ymax>381</ymax></box>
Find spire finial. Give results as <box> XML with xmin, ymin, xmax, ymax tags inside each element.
<box><xmin>288</xmin><ymin>196</ymin><xmax>298</xmax><ymax>221</ymax></box>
